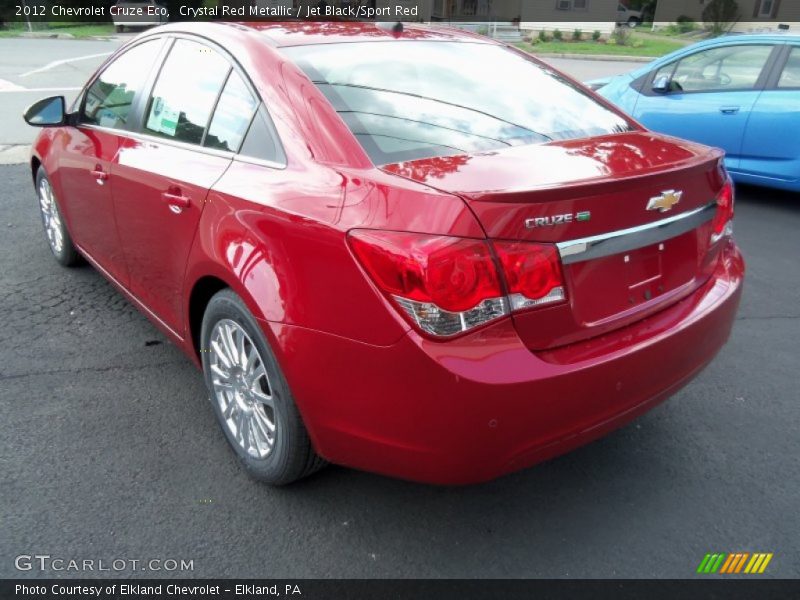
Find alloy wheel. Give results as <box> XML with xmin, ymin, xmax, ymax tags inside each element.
<box><xmin>38</xmin><ymin>178</ymin><xmax>64</xmax><ymax>255</ymax></box>
<box><xmin>209</xmin><ymin>319</ymin><xmax>276</xmax><ymax>459</ymax></box>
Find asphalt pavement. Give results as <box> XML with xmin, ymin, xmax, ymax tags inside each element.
<box><xmin>1</xmin><ymin>163</ymin><xmax>798</xmax><ymax>578</ymax></box>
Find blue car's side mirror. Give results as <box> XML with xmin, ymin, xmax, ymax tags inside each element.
<box><xmin>652</xmin><ymin>75</ymin><xmax>673</xmax><ymax>94</ymax></box>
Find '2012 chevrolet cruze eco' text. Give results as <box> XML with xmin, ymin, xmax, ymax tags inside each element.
<box><xmin>24</xmin><ymin>22</ymin><xmax>744</xmax><ymax>485</ymax></box>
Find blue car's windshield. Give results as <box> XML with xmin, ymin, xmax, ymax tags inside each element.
<box><xmin>282</xmin><ymin>41</ymin><xmax>633</xmax><ymax>165</ymax></box>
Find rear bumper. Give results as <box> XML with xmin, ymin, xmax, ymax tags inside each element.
<box><xmin>267</xmin><ymin>240</ymin><xmax>744</xmax><ymax>485</ymax></box>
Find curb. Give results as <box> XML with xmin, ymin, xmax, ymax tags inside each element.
<box><xmin>15</xmin><ymin>32</ymin><xmax>122</xmax><ymax>41</ymax></box>
<box><xmin>0</xmin><ymin>145</ymin><xmax>30</xmax><ymax>166</ymax></box>
<box><xmin>19</xmin><ymin>32</ymin><xmax>75</xmax><ymax>39</ymax></box>
<box><xmin>530</xmin><ymin>52</ymin><xmax>654</xmax><ymax>62</ymax></box>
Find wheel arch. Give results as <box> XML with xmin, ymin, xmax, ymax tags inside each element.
<box><xmin>185</xmin><ymin>262</ymin><xmax>281</xmax><ymax>363</ymax></box>
<box><xmin>31</xmin><ymin>155</ymin><xmax>42</xmax><ymax>185</ymax></box>
<box><xmin>187</xmin><ymin>274</ymin><xmax>231</xmax><ymax>361</ymax></box>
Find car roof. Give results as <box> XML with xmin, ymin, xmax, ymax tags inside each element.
<box><xmin>699</xmin><ymin>32</ymin><xmax>800</xmax><ymax>45</ymax></box>
<box><xmin>235</xmin><ymin>21</ymin><xmax>492</xmax><ymax>47</ymax></box>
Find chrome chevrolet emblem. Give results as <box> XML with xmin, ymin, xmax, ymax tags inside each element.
<box><xmin>647</xmin><ymin>190</ymin><xmax>683</xmax><ymax>212</ymax></box>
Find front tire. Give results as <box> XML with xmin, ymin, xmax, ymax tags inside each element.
<box><xmin>201</xmin><ymin>289</ymin><xmax>326</xmax><ymax>485</ymax></box>
<box><xmin>36</xmin><ymin>168</ymin><xmax>81</xmax><ymax>267</ymax></box>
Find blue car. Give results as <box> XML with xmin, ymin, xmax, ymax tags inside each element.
<box><xmin>589</xmin><ymin>35</ymin><xmax>800</xmax><ymax>192</ymax></box>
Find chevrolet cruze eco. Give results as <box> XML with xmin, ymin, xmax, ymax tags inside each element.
<box><xmin>24</xmin><ymin>22</ymin><xmax>744</xmax><ymax>485</ymax></box>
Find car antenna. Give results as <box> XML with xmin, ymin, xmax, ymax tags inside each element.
<box><xmin>377</xmin><ymin>21</ymin><xmax>403</xmax><ymax>37</ymax></box>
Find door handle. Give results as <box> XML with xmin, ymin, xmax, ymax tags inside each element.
<box><xmin>161</xmin><ymin>190</ymin><xmax>191</xmax><ymax>212</ymax></box>
<box><xmin>720</xmin><ymin>106</ymin><xmax>741</xmax><ymax>114</ymax></box>
<box><xmin>90</xmin><ymin>167</ymin><xmax>108</xmax><ymax>185</ymax></box>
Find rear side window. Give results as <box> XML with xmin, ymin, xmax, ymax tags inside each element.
<box><xmin>82</xmin><ymin>39</ymin><xmax>162</xmax><ymax>130</ymax></box>
<box><xmin>653</xmin><ymin>45</ymin><xmax>773</xmax><ymax>93</ymax></box>
<box><xmin>778</xmin><ymin>47</ymin><xmax>800</xmax><ymax>88</ymax></box>
<box><xmin>282</xmin><ymin>41</ymin><xmax>632</xmax><ymax>165</ymax></box>
<box><xmin>239</xmin><ymin>111</ymin><xmax>284</xmax><ymax>164</ymax></box>
<box><xmin>204</xmin><ymin>71</ymin><xmax>258</xmax><ymax>152</ymax></box>
<box><xmin>144</xmin><ymin>39</ymin><xmax>230</xmax><ymax>145</ymax></box>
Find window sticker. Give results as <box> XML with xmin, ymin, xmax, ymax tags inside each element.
<box><xmin>147</xmin><ymin>97</ymin><xmax>178</xmax><ymax>137</ymax></box>
<box><xmin>98</xmin><ymin>110</ymin><xmax>119</xmax><ymax>129</ymax></box>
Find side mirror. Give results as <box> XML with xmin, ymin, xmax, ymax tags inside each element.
<box><xmin>23</xmin><ymin>96</ymin><xmax>66</xmax><ymax>127</ymax></box>
<box><xmin>652</xmin><ymin>75</ymin><xmax>672</xmax><ymax>94</ymax></box>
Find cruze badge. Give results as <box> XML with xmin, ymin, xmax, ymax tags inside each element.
<box><xmin>525</xmin><ymin>211</ymin><xmax>591</xmax><ymax>229</ymax></box>
<box><xmin>647</xmin><ymin>190</ymin><xmax>683</xmax><ymax>213</ymax></box>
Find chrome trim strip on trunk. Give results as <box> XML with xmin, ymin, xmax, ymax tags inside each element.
<box><xmin>557</xmin><ymin>202</ymin><xmax>716</xmax><ymax>265</ymax></box>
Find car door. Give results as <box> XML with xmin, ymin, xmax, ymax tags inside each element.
<box><xmin>738</xmin><ymin>44</ymin><xmax>800</xmax><ymax>185</ymax></box>
<box><xmin>57</xmin><ymin>38</ymin><xmax>165</xmax><ymax>285</ymax></box>
<box><xmin>631</xmin><ymin>43</ymin><xmax>778</xmax><ymax>169</ymax></box>
<box><xmin>111</xmin><ymin>37</ymin><xmax>258</xmax><ymax>335</ymax></box>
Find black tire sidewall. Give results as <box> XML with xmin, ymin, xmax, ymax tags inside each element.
<box><xmin>200</xmin><ymin>290</ymin><xmax>301</xmax><ymax>483</ymax></box>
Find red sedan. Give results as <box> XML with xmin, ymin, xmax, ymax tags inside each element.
<box><xmin>24</xmin><ymin>22</ymin><xmax>744</xmax><ymax>485</ymax></box>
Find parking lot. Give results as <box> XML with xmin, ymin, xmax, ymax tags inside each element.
<box><xmin>1</xmin><ymin>35</ymin><xmax>798</xmax><ymax>580</ymax></box>
<box><xmin>1</xmin><ymin>161</ymin><xmax>798</xmax><ymax>578</ymax></box>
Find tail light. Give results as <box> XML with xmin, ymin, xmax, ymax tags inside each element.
<box><xmin>711</xmin><ymin>178</ymin><xmax>734</xmax><ymax>244</ymax></box>
<box><xmin>493</xmin><ymin>241</ymin><xmax>566</xmax><ymax>311</ymax></box>
<box><xmin>348</xmin><ymin>230</ymin><xmax>565</xmax><ymax>337</ymax></box>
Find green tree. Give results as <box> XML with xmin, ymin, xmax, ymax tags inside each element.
<box><xmin>702</xmin><ymin>0</ymin><xmax>741</xmax><ymax>35</ymax></box>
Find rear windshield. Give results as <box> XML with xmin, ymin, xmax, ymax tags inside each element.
<box><xmin>282</xmin><ymin>41</ymin><xmax>633</xmax><ymax>165</ymax></box>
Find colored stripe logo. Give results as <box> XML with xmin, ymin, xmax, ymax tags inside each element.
<box><xmin>696</xmin><ymin>552</ymin><xmax>773</xmax><ymax>574</ymax></box>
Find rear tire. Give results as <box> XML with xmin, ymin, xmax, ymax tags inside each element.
<box><xmin>201</xmin><ymin>289</ymin><xmax>326</xmax><ymax>485</ymax></box>
<box><xmin>35</xmin><ymin>168</ymin><xmax>82</xmax><ymax>267</ymax></box>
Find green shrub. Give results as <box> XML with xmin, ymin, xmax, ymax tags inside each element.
<box><xmin>572</xmin><ymin>29</ymin><xmax>582</xmax><ymax>41</ymax></box>
<box><xmin>702</xmin><ymin>0</ymin><xmax>741</xmax><ymax>35</ymax></box>
<box><xmin>676</xmin><ymin>15</ymin><xmax>696</xmax><ymax>33</ymax></box>
<box><xmin>611</xmin><ymin>26</ymin><xmax>632</xmax><ymax>46</ymax></box>
<box><xmin>553</xmin><ymin>28</ymin><xmax>563</xmax><ymax>41</ymax></box>
<box><xmin>538</xmin><ymin>29</ymin><xmax>549</xmax><ymax>42</ymax></box>
<box><xmin>592</xmin><ymin>30</ymin><xmax>602</xmax><ymax>41</ymax></box>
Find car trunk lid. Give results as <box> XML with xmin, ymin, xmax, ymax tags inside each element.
<box><xmin>382</xmin><ymin>132</ymin><xmax>727</xmax><ymax>350</ymax></box>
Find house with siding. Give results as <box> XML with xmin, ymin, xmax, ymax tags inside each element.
<box><xmin>520</xmin><ymin>0</ymin><xmax>620</xmax><ymax>36</ymax></box>
<box><xmin>418</xmin><ymin>0</ymin><xmax>621</xmax><ymax>37</ymax></box>
<box><xmin>654</xmin><ymin>0</ymin><xmax>800</xmax><ymax>33</ymax></box>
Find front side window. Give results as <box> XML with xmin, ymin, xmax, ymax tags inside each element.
<box><xmin>282</xmin><ymin>41</ymin><xmax>632</xmax><ymax>165</ymax></box>
<box><xmin>144</xmin><ymin>39</ymin><xmax>230</xmax><ymax>145</ymax></box>
<box><xmin>82</xmin><ymin>39</ymin><xmax>162</xmax><ymax>130</ymax></box>
<box><xmin>778</xmin><ymin>47</ymin><xmax>800</xmax><ymax>88</ymax></box>
<box><xmin>653</xmin><ymin>45</ymin><xmax>773</xmax><ymax>93</ymax></box>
